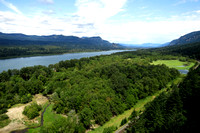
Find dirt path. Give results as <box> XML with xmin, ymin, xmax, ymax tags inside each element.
<box><xmin>194</xmin><ymin>61</ymin><xmax>200</xmax><ymax>70</ymax></box>
<box><xmin>115</xmin><ymin>123</ymin><xmax>129</xmax><ymax>133</ymax></box>
<box><xmin>0</xmin><ymin>94</ymin><xmax>48</xmax><ymax>133</ymax></box>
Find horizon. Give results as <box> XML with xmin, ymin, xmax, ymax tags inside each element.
<box><xmin>0</xmin><ymin>0</ymin><xmax>200</xmax><ymax>45</ymax></box>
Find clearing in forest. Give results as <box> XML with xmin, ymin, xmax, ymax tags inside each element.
<box><xmin>151</xmin><ymin>60</ymin><xmax>195</xmax><ymax>70</ymax></box>
<box><xmin>0</xmin><ymin>94</ymin><xmax>48</xmax><ymax>133</ymax></box>
<box><xmin>28</xmin><ymin>104</ymin><xmax>65</xmax><ymax>133</ymax></box>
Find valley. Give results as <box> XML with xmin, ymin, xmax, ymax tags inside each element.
<box><xmin>1</xmin><ymin>0</ymin><xmax>200</xmax><ymax>132</ymax></box>
<box><xmin>0</xmin><ymin>30</ymin><xmax>200</xmax><ymax>133</ymax></box>
<box><xmin>0</xmin><ymin>50</ymin><xmax>196</xmax><ymax>133</ymax></box>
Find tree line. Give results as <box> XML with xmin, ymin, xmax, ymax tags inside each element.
<box><xmin>0</xmin><ymin>45</ymin><xmax>107</xmax><ymax>59</ymax></box>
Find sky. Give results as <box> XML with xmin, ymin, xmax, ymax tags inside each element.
<box><xmin>0</xmin><ymin>0</ymin><xmax>200</xmax><ymax>45</ymax></box>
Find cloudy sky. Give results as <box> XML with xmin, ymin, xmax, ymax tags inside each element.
<box><xmin>0</xmin><ymin>0</ymin><xmax>200</xmax><ymax>44</ymax></box>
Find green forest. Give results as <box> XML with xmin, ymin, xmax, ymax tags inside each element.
<box><xmin>0</xmin><ymin>50</ymin><xmax>183</xmax><ymax>131</ymax></box>
<box><xmin>127</xmin><ymin>65</ymin><xmax>200</xmax><ymax>132</ymax></box>
<box><xmin>0</xmin><ymin>40</ymin><xmax>200</xmax><ymax>133</ymax></box>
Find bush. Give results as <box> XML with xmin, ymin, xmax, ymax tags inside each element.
<box><xmin>103</xmin><ymin>126</ymin><xmax>117</xmax><ymax>133</ymax></box>
<box><xmin>40</xmin><ymin>116</ymin><xmax>78</xmax><ymax>133</ymax></box>
<box><xmin>21</xmin><ymin>94</ymin><xmax>32</xmax><ymax>104</ymax></box>
<box><xmin>0</xmin><ymin>109</ymin><xmax>7</xmax><ymax>115</ymax></box>
<box><xmin>120</xmin><ymin>118</ymin><xmax>128</xmax><ymax>126</ymax></box>
<box><xmin>0</xmin><ymin>114</ymin><xmax>9</xmax><ymax>121</ymax></box>
<box><xmin>23</xmin><ymin>102</ymin><xmax>42</xmax><ymax>119</ymax></box>
<box><xmin>0</xmin><ymin>114</ymin><xmax>10</xmax><ymax>128</ymax></box>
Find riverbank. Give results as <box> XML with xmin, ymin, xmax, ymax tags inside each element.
<box><xmin>0</xmin><ymin>49</ymin><xmax>125</xmax><ymax>60</ymax></box>
<box><xmin>0</xmin><ymin>49</ymin><xmax>134</xmax><ymax>73</ymax></box>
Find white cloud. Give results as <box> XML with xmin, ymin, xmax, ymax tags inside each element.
<box><xmin>0</xmin><ymin>10</ymin><xmax>77</xmax><ymax>35</ymax></box>
<box><xmin>38</xmin><ymin>0</ymin><xmax>54</xmax><ymax>4</ymax></box>
<box><xmin>0</xmin><ymin>0</ymin><xmax>22</xmax><ymax>14</ymax></box>
<box><xmin>96</xmin><ymin>8</ymin><xmax>200</xmax><ymax>44</ymax></box>
<box><xmin>1</xmin><ymin>8</ymin><xmax>200</xmax><ymax>44</ymax></box>
<box><xmin>0</xmin><ymin>0</ymin><xmax>200</xmax><ymax>44</ymax></box>
<box><xmin>174</xmin><ymin>0</ymin><xmax>199</xmax><ymax>6</ymax></box>
<box><xmin>75</xmin><ymin>0</ymin><xmax>127</xmax><ymax>24</ymax></box>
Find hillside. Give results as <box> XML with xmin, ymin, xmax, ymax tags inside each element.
<box><xmin>127</xmin><ymin>62</ymin><xmax>200</xmax><ymax>133</ymax></box>
<box><xmin>125</xmin><ymin>32</ymin><xmax>200</xmax><ymax>133</ymax></box>
<box><xmin>0</xmin><ymin>32</ymin><xmax>118</xmax><ymax>47</ymax></box>
<box><xmin>152</xmin><ymin>42</ymin><xmax>200</xmax><ymax>60</ymax></box>
<box><xmin>169</xmin><ymin>31</ymin><xmax>200</xmax><ymax>46</ymax></box>
<box><xmin>0</xmin><ymin>32</ymin><xmax>124</xmax><ymax>58</ymax></box>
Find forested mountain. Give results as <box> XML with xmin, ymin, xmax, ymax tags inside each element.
<box><xmin>169</xmin><ymin>31</ymin><xmax>200</xmax><ymax>46</ymax></box>
<box><xmin>151</xmin><ymin>42</ymin><xmax>200</xmax><ymax>60</ymax></box>
<box><xmin>0</xmin><ymin>32</ymin><xmax>124</xmax><ymax>58</ymax></box>
<box><xmin>0</xmin><ymin>32</ymin><xmax>119</xmax><ymax>48</ymax></box>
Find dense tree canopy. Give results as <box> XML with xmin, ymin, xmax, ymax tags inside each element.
<box><xmin>0</xmin><ymin>51</ymin><xmax>181</xmax><ymax>130</ymax></box>
<box><xmin>127</xmin><ymin>66</ymin><xmax>200</xmax><ymax>132</ymax></box>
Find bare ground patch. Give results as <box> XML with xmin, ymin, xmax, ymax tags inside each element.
<box><xmin>0</xmin><ymin>94</ymin><xmax>48</xmax><ymax>133</ymax></box>
<box><xmin>0</xmin><ymin>104</ymin><xmax>27</xmax><ymax>133</ymax></box>
<box><xmin>33</xmin><ymin>94</ymin><xmax>48</xmax><ymax>105</ymax></box>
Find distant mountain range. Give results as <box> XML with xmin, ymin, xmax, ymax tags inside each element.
<box><xmin>121</xmin><ymin>30</ymin><xmax>200</xmax><ymax>48</ymax></box>
<box><xmin>0</xmin><ymin>32</ymin><xmax>124</xmax><ymax>50</ymax></box>
<box><xmin>1</xmin><ymin>30</ymin><xmax>200</xmax><ymax>51</ymax></box>
<box><xmin>169</xmin><ymin>31</ymin><xmax>200</xmax><ymax>46</ymax></box>
<box><xmin>120</xmin><ymin>43</ymin><xmax>164</xmax><ymax>48</ymax></box>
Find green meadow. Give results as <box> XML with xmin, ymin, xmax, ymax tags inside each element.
<box><xmin>151</xmin><ymin>60</ymin><xmax>195</xmax><ymax>70</ymax></box>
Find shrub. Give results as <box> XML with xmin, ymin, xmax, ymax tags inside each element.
<box><xmin>0</xmin><ymin>114</ymin><xmax>10</xmax><ymax>128</ymax></box>
<box><xmin>0</xmin><ymin>114</ymin><xmax>9</xmax><ymax>121</ymax></box>
<box><xmin>103</xmin><ymin>126</ymin><xmax>117</xmax><ymax>133</ymax></box>
<box><xmin>120</xmin><ymin>118</ymin><xmax>128</xmax><ymax>126</ymax></box>
<box><xmin>23</xmin><ymin>102</ymin><xmax>42</xmax><ymax>119</ymax></box>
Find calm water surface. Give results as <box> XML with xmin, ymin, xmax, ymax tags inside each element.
<box><xmin>178</xmin><ymin>69</ymin><xmax>189</xmax><ymax>74</ymax></box>
<box><xmin>0</xmin><ymin>50</ymin><xmax>133</xmax><ymax>72</ymax></box>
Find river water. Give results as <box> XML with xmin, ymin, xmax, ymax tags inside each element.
<box><xmin>0</xmin><ymin>50</ymin><xmax>133</xmax><ymax>73</ymax></box>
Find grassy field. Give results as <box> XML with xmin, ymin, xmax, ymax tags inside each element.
<box><xmin>28</xmin><ymin>104</ymin><xmax>64</xmax><ymax>133</ymax></box>
<box><xmin>151</xmin><ymin>60</ymin><xmax>195</xmax><ymax>70</ymax></box>
<box><xmin>89</xmin><ymin>76</ymin><xmax>184</xmax><ymax>133</ymax></box>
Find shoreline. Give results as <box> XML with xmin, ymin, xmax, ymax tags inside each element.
<box><xmin>0</xmin><ymin>49</ymin><xmax>132</xmax><ymax>60</ymax></box>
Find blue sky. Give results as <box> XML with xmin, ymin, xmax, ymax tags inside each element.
<box><xmin>0</xmin><ymin>0</ymin><xmax>200</xmax><ymax>44</ymax></box>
